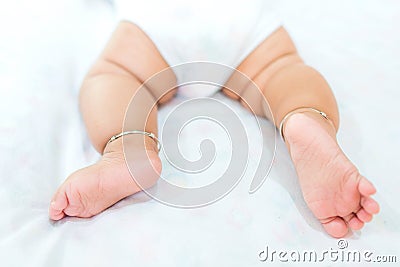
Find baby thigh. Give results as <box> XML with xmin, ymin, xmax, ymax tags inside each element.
<box><xmin>222</xmin><ymin>27</ymin><xmax>302</xmax><ymax>118</ymax></box>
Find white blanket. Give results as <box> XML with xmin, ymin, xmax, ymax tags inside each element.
<box><xmin>0</xmin><ymin>0</ymin><xmax>399</xmax><ymax>266</ymax></box>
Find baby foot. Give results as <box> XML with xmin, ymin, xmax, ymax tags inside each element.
<box><xmin>49</xmin><ymin>138</ymin><xmax>161</xmax><ymax>220</ymax></box>
<box><xmin>283</xmin><ymin>113</ymin><xmax>379</xmax><ymax>238</ymax></box>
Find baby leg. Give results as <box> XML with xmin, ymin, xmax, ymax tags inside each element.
<box><xmin>223</xmin><ymin>27</ymin><xmax>379</xmax><ymax>238</ymax></box>
<box><xmin>49</xmin><ymin>22</ymin><xmax>176</xmax><ymax>220</ymax></box>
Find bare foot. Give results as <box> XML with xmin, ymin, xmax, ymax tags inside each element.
<box><xmin>283</xmin><ymin>112</ymin><xmax>379</xmax><ymax>238</ymax></box>
<box><xmin>49</xmin><ymin>137</ymin><xmax>161</xmax><ymax>220</ymax></box>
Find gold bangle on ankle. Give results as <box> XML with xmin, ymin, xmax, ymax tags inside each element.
<box><xmin>279</xmin><ymin>107</ymin><xmax>335</xmax><ymax>142</ymax></box>
<box><xmin>106</xmin><ymin>130</ymin><xmax>161</xmax><ymax>152</ymax></box>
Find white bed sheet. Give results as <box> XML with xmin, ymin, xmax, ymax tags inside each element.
<box><xmin>0</xmin><ymin>0</ymin><xmax>399</xmax><ymax>266</ymax></box>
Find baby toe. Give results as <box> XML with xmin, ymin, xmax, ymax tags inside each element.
<box><xmin>322</xmin><ymin>217</ymin><xmax>349</xmax><ymax>238</ymax></box>
<box><xmin>361</xmin><ymin>197</ymin><xmax>380</xmax><ymax>214</ymax></box>
<box><xmin>63</xmin><ymin>204</ymin><xmax>86</xmax><ymax>217</ymax></box>
<box><xmin>348</xmin><ymin>216</ymin><xmax>364</xmax><ymax>231</ymax></box>
<box><xmin>49</xmin><ymin>208</ymin><xmax>65</xmax><ymax>221</ymax></box>
<box><xmin>358</xmin><ymin>176</ymin><xmax>376</xmax><ymax>196</ymax></box>
<box><xmin>49</xmin><ymin>188</ymin><xmax>68</xmax><ymax>220</ymax></box>
<box><xmin>356</xmin><ymin>208</ymin><xmax>373</xmax><ymax>223</ymax></box>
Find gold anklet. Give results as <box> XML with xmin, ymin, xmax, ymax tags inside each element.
<box><xmin>106</xmin><ymin>130</ymin><xmax>161</xmax><ymax>152</ymax></box>
<box><xmin>279</xmin><ymin>107</ymin><xmax>335</xmax><ymax>142</ymax></box>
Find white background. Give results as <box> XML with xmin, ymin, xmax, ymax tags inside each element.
<box><xmin>0</xmin><ymin>0</ymin><xmax>399</xmax><ymax>266</ymax></box>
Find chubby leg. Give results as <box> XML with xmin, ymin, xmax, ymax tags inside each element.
<box><xmin>223</xmin><ymin>27</ymin><xmax>379</xmax><ymax>238</ymax></box>
<box><xmin>49</xmin><ymin>22</ymin><xmax>176</xmax><ymax>220</ymax></box>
